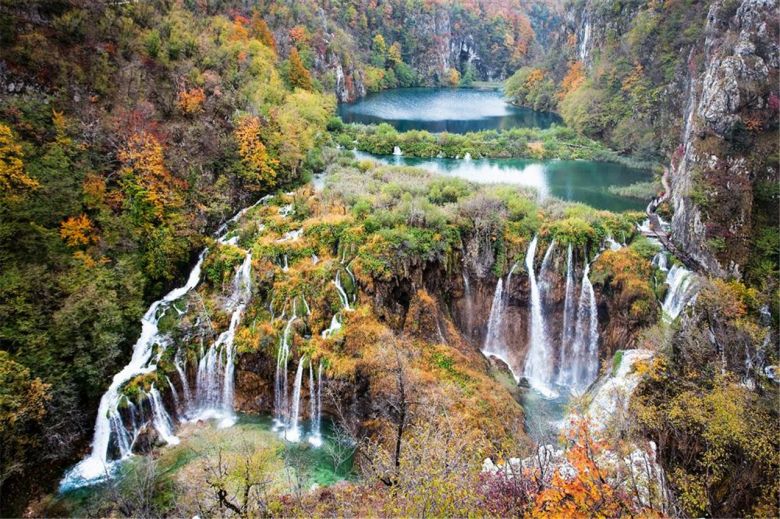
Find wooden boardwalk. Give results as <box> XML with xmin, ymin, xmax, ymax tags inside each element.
<box><xmin>642</xmin><ymin>168</ymin><xmax>701</xmax><ymax>272</ymax></box>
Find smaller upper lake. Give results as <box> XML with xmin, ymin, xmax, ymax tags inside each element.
<box><xmin>338</xmin><ymin>88</ymin><xmax>562</xmax><ymax>133</ymax></box>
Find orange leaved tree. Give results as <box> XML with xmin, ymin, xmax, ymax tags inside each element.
<box><xmin>531</xmin><ymin>421</ymin><xmax>646</xmax><ymax>518</ymax></box>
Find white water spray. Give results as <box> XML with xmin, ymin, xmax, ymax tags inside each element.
<box><xmin>192</xmin><ymin>252</ymin><xmax>252</xmax><ymax>428</ymax></box>
<box><xmin>285</xmin><ymin>357</ymin><xmax>306</xmax><ymax>442</ymax></box>
<box><xmin>556</xmin><ymin>244</ymin><xmax>576</xmax><ymax>385</ymax></box>
<box><xmin>562</xmin><ymin>262</ymin><xmax>599</xmax><ymax>393</ymax></box>
<box><xmin>483</xmin><ymin>279</ymin><xmax>518</xmax><ymax>379</ymax></box>
<box><xmin>662</xmin><ymin>264</ymin><xmax>698</xmax><ymax>321</ymax></box>
<box><xmin>523</xmin><ymin>236</ymin><xmax>557</xmax><ymax>398</ymax></box>
<box><xmin>60</xmin><ymin>250</ymin><xmax>207</xmax><ymax>489</ymax></box>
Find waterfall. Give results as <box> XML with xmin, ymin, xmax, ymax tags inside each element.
<box><xmin>652</xmin><ymin>251</ymin><xmax>668</xmax><ymax>271</ymax></box>
<box><xmin>322</xmin><ymin>268</ymin><xmax>351</xmax><ymax>338</ymax></box>
<box><xmin>316</xmin><ymin>362</ymin><xmax>323</xmax><ymax>436</ymax></box>
<box><xmin>166</xmin><ymin>376</ymin><xmax>180</xmax><ymax>416</ymax></box>
<box><xmin>174</xmin><ymin>356</ymin><xmax>192</xmax><ymax>409</ymax></box>
<box><xmin>334</xmin><ymin>270</ymin><xmax>351</xmax><ymax>310</ymax></box>
<box><xmin>506</xmin><ymin>261</ymin><xmax>520</xmax><ymax>293</ymax></box>
<box><xmin>523</xmin><ymin>236</ymin><xmax>557</xmax><ymax>398</ymax></box>
<box><xmin>556</xmin><ymin>244</ymin><xmax>577</xmax><ymax>385</ymax></box>
<box><xmin>483</xmin><ymin>279</ymin><xmax>518</xmax><ymax>380</ymax></box>
<box><xmin>60</xmin><ymin>250</ymin><xmax>207</xmax><ymax>489</ymax></box>
<box><xmin>62</xmin><ymin>199</ymin><xmax>262</xmax><ymax>492</ymax></box>
<box><xmin>192</xmin><ymin>253</ymin><xmax>251</xmax><ymax>428</ymax></box>
<box><xmin>564</xmin><ymin>262</ymin><xmax>599</xmax><ymax>393</ymax></box>
<box><xmin>109</xmin><ymin>412</ymin><xmax>132</xmax><ymax>459</ymax></box>
<box><xmin>308</xmin><ymin>361</ymin><xmax>324</xmax><ymax>447</ymax></box>
<box><xmin>274</xmin><ymin>313</ymin><xmax>297</xmax><ymax>427</ymax></box>
<box><xmin>127</xmin><ymin>399</ymin><xmax>141</xmax><ymax>438</ymax></box>
<box><xmin>605</xmin><ymin>236</ymin><xmax>622</xmax><ymax>251</ymax></box>
<box><xmin>463</xmin><ymin>152</ymin><xmax>472</xmax><ymax>161</ymax></box>
<box><xmin>538</xmin><ymin>239</ymin><xmax>556</xmax><ymax>294</ymax></box>
<box><xmin>285</xmin><ymin>357</ymin><xmax>306</xmax><ymax>442</ymax></box>
<box><xmin>149</xmin><ymin>386</ymin><xmax>179</xmax><ymax>446</ymax></box>
<box><xmin>393</xmin><ymin>146</ymin><xmax>402</xmax><ymax>156</ymax></box>
<box><xmin>321</xmin><ymin>314</ymin><xmax>342</xmax><ymax>338</ymax></box>
<box><xmin>462</xmin><ymin>271</ymin><xmax>473</xmax><ymax>336</ymax></box>
<box><xmin>662</xmin><ymin>265</ymin><xmax>698</xmax><ymax>321</ymax></box>
<box><xmin>582</xmin><ymin>266</ymin><xmax>599</xmax><ymax>386</ymax></box>
<box><xmin>579</xmin><ymin>18</ymin><xmax>591</xmax><ymax>62</ymax></box>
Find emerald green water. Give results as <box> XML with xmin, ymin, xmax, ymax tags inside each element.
<box><xmin>51</xmin><ymin>414</ymin><xmax>353</xmax><ymax>515</ymax></box>
<box><xmin>338</xmin><ymin>88</ymin><xmax>562</xmax><ymax>133</ymax></box>
<box><xmin>354</xmin><ymin>151</ymin><xmax>649</xmax><ymax>212</ymax></box>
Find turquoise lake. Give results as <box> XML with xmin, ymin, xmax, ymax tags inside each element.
<box><xmin>340</xmin><ymin>88</ymin><xmax>652</xmax><ymax>212</ymax></box>
<box><xmin>354</xmin><ymin>151</ymin><xmax>649</xmax><ymax>212</ymax></box>
<box><xmin>337</xmin><ymin>87</ymin><xmax>562</xmax><ymax>133</ymax></box>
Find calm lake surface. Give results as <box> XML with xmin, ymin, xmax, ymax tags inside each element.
<box><xmin>354</xmin><ymin>151</ymin><xmax>648</xmax><ymax>212</ymax></box>
<box><xmin>338</xmin><ymin>88</ymin><xmax>562</xmax><ymax>133</ymax></box>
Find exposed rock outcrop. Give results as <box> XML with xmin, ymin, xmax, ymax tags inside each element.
<box><xmin>668</xmin><ymin>0</ymin><xmax>779</xmax><ymax>276</ymax></box>
<box><xmin>569</xmin><ymin>0</ymin><xmax>778</xmax><ymax>277</ymax></box>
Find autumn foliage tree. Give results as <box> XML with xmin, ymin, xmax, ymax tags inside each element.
<box><xmin>59</xmin><ymin>214</ymin><xmax>95</xmax><ymax>248</ymax></box>
<box><xmin>530</xmin><ymin>422</ymin><xmax>648</xmax><ymax>518</ymax></box>
<box><xmin>176</xmin><ymin>87</ymin><xmax>206</xmax><ymax>114</ymax></box>
<box><xmin>0</xmin><ymin>124</ymin><xmax>39</xmax><ymax>200</ymax></box>
<box><xmin>117</xmin><ymin>132</ymin><xmax>185</xmax><ymax>224</ymax></box>
<box><xmin>288</xmin><ymin>48</ymin><xmax>313</xmax><ymax>91</ymax></box>
<box><xmin>234</xmin><ymin>115</ymin><xmax>278</xmax><ymax>191</ymax></box>
<box><xmin>250</xmin><ymin>13</ymin><xmax>276</xmax><ymax>53</ymax></box>
<box><xmin>558</xmin><ymin>61</ymin><xmax>585</xmax><ymax>100</ymax></box>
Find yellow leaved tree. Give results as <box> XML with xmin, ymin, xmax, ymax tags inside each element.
<box><xmin>234</xmin><ymin>115</ymin><xmax>278</xmax><ymax>192</ymax></box>
<box><xmin>0</xmin><ymin>123</ymin><xmax>39</xmax><ymax>199</ymax></box>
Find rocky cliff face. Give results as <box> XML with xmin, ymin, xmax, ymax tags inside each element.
<box><xmin>570</xmin><ymin>0</ymin><xmax>778</xmax><ymax>277</ymax></box>
<box><xmin>669</xmin><ymin>0</ymin><xmax>779</xmax><ymax>276</ymax></box>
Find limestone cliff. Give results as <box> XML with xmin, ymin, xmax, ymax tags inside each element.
<box><xmin>669</xmin><ymin>0</ymin><xmax>779</xmax><ymax>276</ymax></box>
<box><xmin>570</xmin><ymin>0</ymin><xmax>779</xmax><ymax>277</ymax></box>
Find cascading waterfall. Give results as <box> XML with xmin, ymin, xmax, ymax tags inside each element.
<box><xmin>166</xmin><ymin>376</ymin><xmax>180</xmax><ymax>416</ymax></box>
<box><xmin>322</xmin><ymin>267</ymin><xmax>352</xmax><ymax>338</ymax></box>
<box><xmin>483</xmin><ymin>279</ymin><xmax>519</xmax><ymax>379</ymax></box>
<box><xmin>61</xmin><ymin>198</ymin><xmax>264</xmax><ymax>491</ymax></box>
<box><xmin>334</xmin><ymin>270</ymin><xmax>351</xmax><ymax>310</ymax></box>
<box><xmin>109</xmin><ymin>412</ymin><xmax>132</xmax><ymax>459</ymax></box>
<box><xmin>321</xmin><ymin>314</ymin><xmax>342</xmax><ymax>338</ymax></box>
<box><xmin>149</xmin><ymin>385</ymin><xmax>179</xmax><ymax>446</ymax></box>
<box><xmin>662</xmin><ymin>264</ymin><xmax>698</xmax><ymax>321</ymax></box>
<box><xmin>174</xmin><ymin>356</ymin><xmax>192</xmax><ymax>409</ymax></box>
<box><xmin>462</xmin><ymin>271</ymin><xmax>473</xmax><ymax>335</ymax></box>
<box><xmin>605</xmin><ymin>236</ymin><xmax>622</xmax><ymax>251</ymax></box>
<box><xmin>192</xmin><ymin>252</ymin><xmax>252</xmax><ymax>428</ymax></box>
<box><xmin>60</xmin><ymin>250</ymin><xmax>207</xmax><ymax>489</ymax></box>
<box><xmin>523</xmin><ymin>236</ymin><xmax>558</xmax><ymax>398</ymax></box>
<box><xmin>308</xmin><ymin>360</ymin><xmax>324</xmax><ymax>447</ymax></box>
<box><xmin>506</xmin><ymin>261</ymin><xmax>520</xmax><ymax>291</ymax></box>
<box><xmin>316</xmin><ymin>362</ymin><xmax>323</xmax><ymax>436</ymax></box>
<box><xmin>127</xmin><ymin>399</ymin><xmax>141</xmax><ymax>437</ymax></box>
<box><xmin>563</xmin><ymin>262</ymin><xmax>599</xmax><ymax>393</ymax></box>
<box><xmin>275</xmin><ymin>312</ymin><xmax>297</xmax><ymax>427</ymax></box>
<box><xmin>556</xmin><ymin>244</ymin><xmax>577</xmax><ymax>385</ymax></box>
<box><xmin>538</xmin><ymin>239</ymin><xmax>556</xmax><ymax>293</ymax></box>
<box><xmin>285</xmin><ymin>357</ymin><xmax>306</xmax><ymax>442</ymax></box>
<box><xmin>652</xmin><ymin>251</ymin><xmax>668</xmax><ymax>271</ymax></box>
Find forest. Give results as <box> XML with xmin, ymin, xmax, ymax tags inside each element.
<box><xmin>0</xmin><ymin>0</ymin><xmax>778</xmax><ymax>518</ymax></box>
